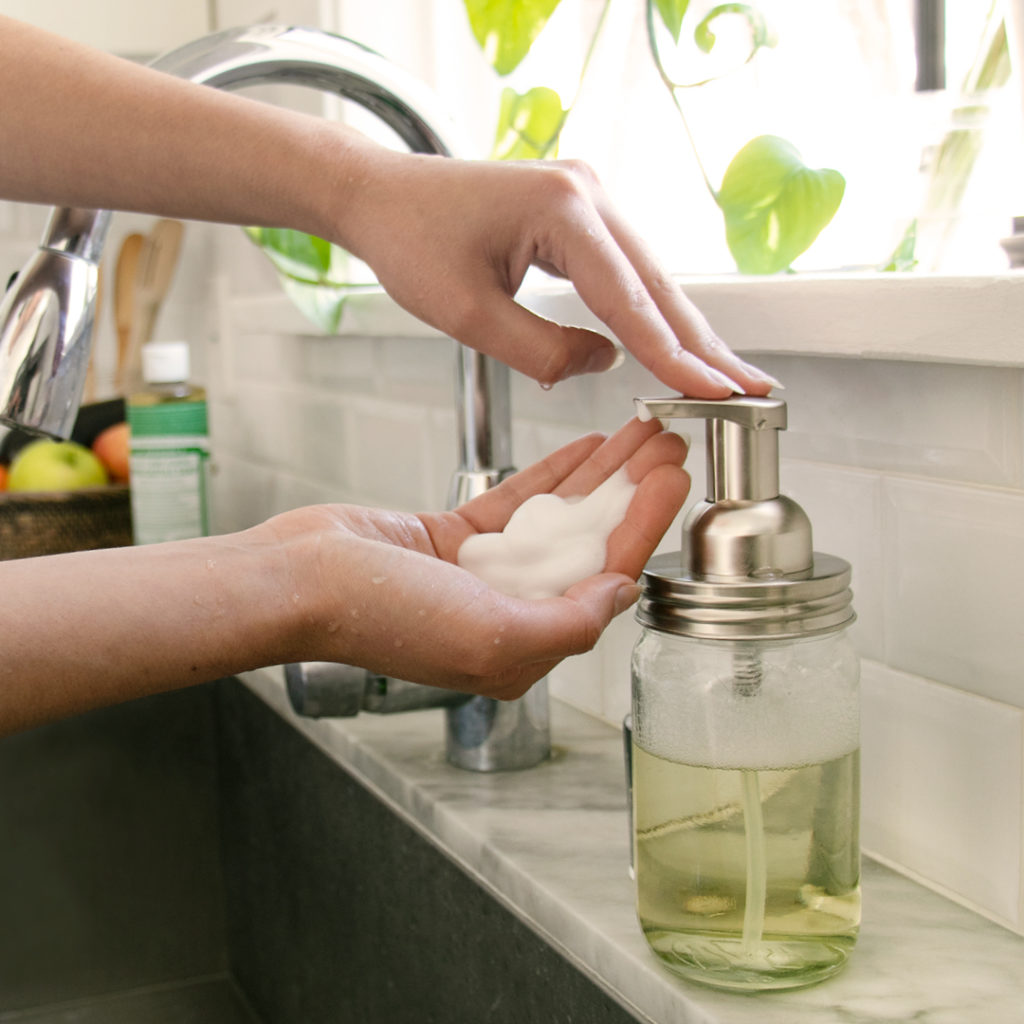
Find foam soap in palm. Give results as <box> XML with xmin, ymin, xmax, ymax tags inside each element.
<box><xmin>457</xmin><ymin>467</ymin><xmax>635</xmax><ymax>599</ymax></box>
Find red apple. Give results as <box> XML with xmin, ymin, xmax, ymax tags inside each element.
<box><xmin>91</xmin><ymin>421</ymin><xmax>130</xmax><ymax>483</ymax></box>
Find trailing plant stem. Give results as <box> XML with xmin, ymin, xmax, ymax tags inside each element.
<box><xmin>645</xmin><ymin>0</ymin><xmax>717</xmax><ymax>199</ymax></box>
<box><xmin>551</xmin><ymin>0</ymin><xmax>614</xmax><ymax>153</ymax></box>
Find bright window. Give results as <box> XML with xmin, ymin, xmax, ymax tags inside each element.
<box><xmin>329</xmin><ymin>0</ymin><xmax>1022</xmax><ymax>277</ymax></box>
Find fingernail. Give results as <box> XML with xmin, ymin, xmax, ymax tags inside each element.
<box><xmin>613</xmin><ymin>583</ymin><xmax>642</xmax><ymax>616</ymax></box>
<box><xmin>706</xmin><ymin>367</ymin><xmax>747</xmax><ymax>394</ymax></box>
<box><xmin>741</xmin><ymin>361</ymin><xmax>785</xmax><ymax>390</ymax></box>
<box><xmin>584</xmin><ymin>343</ymin><xmax>622</xmax><ymax>374</ymax></box>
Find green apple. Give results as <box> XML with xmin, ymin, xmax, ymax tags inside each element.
<box><xmin>8</xmin><ymin>439</ymin><xmax>109</xmax><ymax>493</ymax></box>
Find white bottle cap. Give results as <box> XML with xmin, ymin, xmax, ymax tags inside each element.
<box><xmin>142</xmin><ymin>341</ymin><xmax>190</xmax><ymax>384</ymax></box>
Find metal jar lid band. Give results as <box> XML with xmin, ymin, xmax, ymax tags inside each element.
<box><xmin>637</xmin><ymin>551</ymin><xmax>855</xmax><ymax>641</ymax></box>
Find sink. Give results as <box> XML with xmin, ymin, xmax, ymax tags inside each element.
<box><xmin>0</xmin><ymin>680</ymin><xmax>640</xmax><ymax>1024</ymax></box>
<box><xmin>216</xmin><ymin>680</ymin><xmax>641</xmax><ymax>1023</ymax></box>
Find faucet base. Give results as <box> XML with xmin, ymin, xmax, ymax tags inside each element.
<box><xmin>445</xmin><ymin>682</ymin><xmax>551</xmax><ymax>772</ymax></box>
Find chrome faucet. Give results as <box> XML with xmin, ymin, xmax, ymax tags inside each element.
<box><xmin>0</xmin><ymin>25</ymin><xmax>549</xmax><ymax>772</ymax></box>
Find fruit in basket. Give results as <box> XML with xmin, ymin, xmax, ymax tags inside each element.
<box><xmin>91</xmin><ymin>422</ymin><xmax>130</xmax><ymax>483</ymax></box>
<box><xmin>8</xmin><ymin>439</ymin><xmax>109</xmax><ymax>493</ymax></box>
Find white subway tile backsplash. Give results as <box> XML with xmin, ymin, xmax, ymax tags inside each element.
<box><xmin>589</xmin><ymin>352</ymin><xmax>670</xmax><ymax>431</ymax></box>
<box><xmin>0</xmin><ymin>200</ymin><xmax>48</xmax><ymax>240</ymax></box>
<box><xmin>860</xmin><ymin>660</ymin><xmax>1023</xmax><ymax>928</ymax></box>
<box><xmin>0</xmin><ymin>202</ymin><xmax>16</xmax><ymax>235</ymax></box>
<box><xmin>210</xmin><ymin>454</ymin><xmax>350</xmax><ymax>534</ymax></box>
<box><xmin>511</xmin><ymin>368</ymin><xmax>604</xmax><ymax>430</ymax></box>
<box><xmin>210</xmin><ymin>454</ymin><xmax>279</xmax><ymax>534</ymax></box>
<box><xmin>291</xmin><ymin>394</ymin><xmax>357</xmax><ymax>488</ymax></box>
<box><xmin>376</xmin><ymin>336</ymin><xmax>457</xmax><ymax>408</ymax></box>
<box><xmin>346</xmin><ymin>398</ymin><xmax>436</xmax><ymax>510</ymax></box>
<box><xmin>755</xmin><ymin>355</ymin><xmax>1024</xmax><ymax>488</ymax></box>
<box><xmin>229</xmin><ymin>333</ymin><xmax>305</xmax><ymax>384</ymax></box>
<box><xmin>550</xmin><ymin>610</ymin><xmax>641</xmax><ymax>728</ymax></box>
<box><xmin>303</xmin><ymin>334</ymin><xmax>377</xmax><ymax>393</ymax></box>
<box><xmin>212</xmin><ymin>385</ymin><xmax>302</xmax><ymax>470</ymax></box>
<box><xmin>532</xmin><ymin>421</ymin><xmax>597</xmax><ymax>469</ymax></box>
<box><xmin>599</xmin><ymin>612</ymin><xmax>642</xmax><ymax>726</ymax></box>
<box><xmin>783</xmin><ymin>461</ymin><xmax>885</xmax><ymax>662</ymax></box>
<box><xmin>882</xmin><ymin>476</ymin><xmax>1024</xmax><ymax>708</ymax></box>
<box><xmin>549</xmin><ymin>649</ymin><xmax>604</xmax><ymax>721</ymax></box>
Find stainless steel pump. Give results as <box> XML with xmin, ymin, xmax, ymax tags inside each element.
<box><xmin>633</xmin><ymin>396</ymin><xmax>855</xmax><ymax>641</ymax></box>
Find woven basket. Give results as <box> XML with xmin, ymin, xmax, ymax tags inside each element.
<box><xmin>0</xmin><ymin>486</ymin><xmax>132</xmax><ymax>560</ymax></box>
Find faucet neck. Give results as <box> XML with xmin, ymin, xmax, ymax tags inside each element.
<box><xmin>41</xmin><ymin>208</ymin><xmax>111</xmax><ymax>263</ymax></box>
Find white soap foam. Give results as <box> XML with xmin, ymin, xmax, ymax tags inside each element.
<box><xmin>457</xmin><ymin>467</ymin><xmax>637</xmax><ymax>599</ymax></box>
<box><xmin>632</xmin><ymin>640</ymin><xmax>860</xmax><ymax>769</ymax></box>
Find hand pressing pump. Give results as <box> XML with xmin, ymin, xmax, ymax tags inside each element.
<box><xmin>629</xmin><ymin>395</ymin><xmax>860</xmax><ymax>992</ymax></box>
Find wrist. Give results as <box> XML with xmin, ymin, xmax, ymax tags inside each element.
<box><xmin>312</xmin><ymin>130</ymin><xmax>421</xmax><ymax>260</ymax></box>
<box><xmin>225</xmin><ymin>522</ymin><xmax>318</xmax><ymax>669</ymax></box>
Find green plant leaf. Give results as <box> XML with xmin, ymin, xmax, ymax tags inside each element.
<box><xmin>491</xmin><ymin>86</ymin><xmax>566</xmax><ymax>160</ymax></box>
<box><xmin>464</xmin><ymin>0</ymin><xmax>563</xmax><ymax>75</ymax></box>
<box><xmin>879</xmin><ymin>220</ymin><xmax>918</xmax><ymax>272</ymax></box>
<box><xmin>279</xmin><ymin>277</ymin><xmax>348</xmax><ymax>334</ymax></box>
<box><xmin>244</xmin><ymin>227</ymin><xmax>377</xmax><ymax>333</ymax></box>
<box><xmin>694</xmin><ymin>3</ymin><xmax>776</xmax><ymax>56</ymax></box>
<box><xmin>652</xmin><ymin>0</ymin><xmax>691</xmax><ymax>43</ymax></box>
<box><xmin>244</xmin><ymin>227</ymin><xmax>334</xmax><ymax>282</ymax></box>
<box><xmin>716</xmin><ymin>135</ymin><xmax>845</xmax><ymax>274</ymax></box>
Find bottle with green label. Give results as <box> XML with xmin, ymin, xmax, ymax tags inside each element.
<box><xmin>127</xmin><ymin>341</ymin><xmax>210</xmax><ymax>545</ymax></box>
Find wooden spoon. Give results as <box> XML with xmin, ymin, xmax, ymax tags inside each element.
<box><xmin>135</xmin><ymin>219</ymin><xmax>184</xmax><ymax>351</ymax></box>
<box><xmin>82</xmin><ymin>264</ymin><xmax>103</xmax><ymax>403</ymax></box>
<box><xmin>113</xmin><ymin>232</ymin><xmax>145</xmax><ymax>395</ymax></box>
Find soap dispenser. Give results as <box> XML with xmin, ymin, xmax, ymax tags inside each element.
<box><xmin>630</xmin><ymin>396</ymin><xmax>860</xmax><ymax>992</ymax></box>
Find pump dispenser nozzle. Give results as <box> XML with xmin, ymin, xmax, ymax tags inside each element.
<box><xmin>637</xmin><ymin>396</ymin><xmax>810</xmax><ymax>580</ymax></box>
<box><xmin>633</xmin><ymin>396</ymin><xmax>854</xmax><ymax>640</ymax></box>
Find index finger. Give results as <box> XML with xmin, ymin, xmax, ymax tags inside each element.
<box><xmin>543</xmin><ymin>163</ymin><xmax>778</xmax><ymax>396</ymax></box>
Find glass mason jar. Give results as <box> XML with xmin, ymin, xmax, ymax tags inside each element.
<box><xmin>630</xmin><ymin>625</ymin><xmax>861</xmax><ymax>992</ymax></box>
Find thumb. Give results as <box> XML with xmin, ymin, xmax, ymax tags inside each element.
<box><xmin>451</xmin><ymin>289</ymin><xmax>621</xmax><ymax>386</ymax></box>
<box><xmin>564</xmin><ymin>572</ymin><xmax>643</xmax><ymax>637</ymax></box>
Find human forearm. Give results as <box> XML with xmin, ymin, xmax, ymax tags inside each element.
<box><xmin>0</xmin><ymin>15</ymin><xmax>361</xmax><ymax>234</ymax></box>
<box><xmin>0</xmin><ymin>530</ymin><xmax>302</xmax><ymax>735</ymax></box>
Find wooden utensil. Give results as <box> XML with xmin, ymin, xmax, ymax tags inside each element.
<box><xmin>135</xmin><ymin>219</ymin><xmax>184</xmax><ymax>351</ymax></box>
<box><xmin>82</xmin><ymin>264</ymin><xmax>103</xmax><ymax>403</ymax></box>
<box><xmin>113</xmin><ymin>232</ymin><xmax>145</xmax><ymax>394</ymax></box>
<box><xmin>116</xmin><ymin>219</ymin><xmax>185</xmax><ymax>393</ymax></box>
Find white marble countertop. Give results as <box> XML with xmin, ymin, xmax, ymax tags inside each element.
<box><xmin>240</xmin><ymin>668</ymin><xmax>1024</xmax><ymax>1024</ymax></box>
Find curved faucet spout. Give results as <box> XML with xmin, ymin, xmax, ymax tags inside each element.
<box><xmin>0</xmin><ymin>25</ymin><xmax>473</xmax><ymax>438</ymax></box>
<box><xmin>151</xmin><ymin>25</ymin><xmax>466</xmax><ymax>155</ymax></box>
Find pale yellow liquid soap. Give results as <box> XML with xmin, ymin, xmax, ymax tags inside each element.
<box><xmin>633</xmin><ymin>745</ymin><xmax>860</xmax><ymax>991</ymax></box>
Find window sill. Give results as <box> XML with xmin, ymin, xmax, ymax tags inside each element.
<box><xmin>225</xmin><ymin>272</ymin><xmax>1024</xmax><ymax>368</ymax></box>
